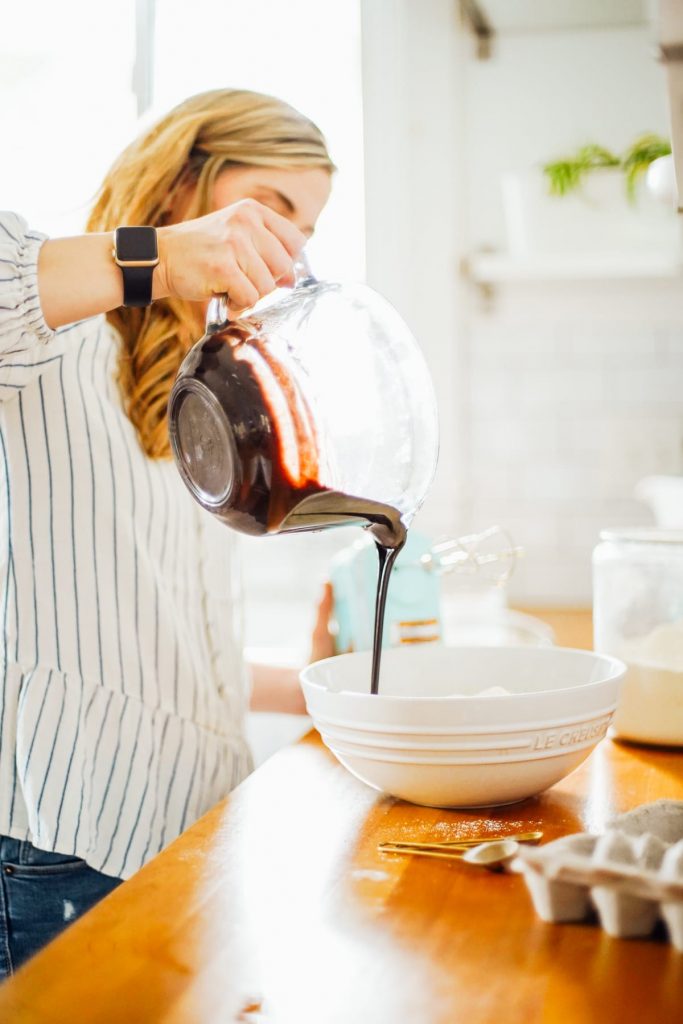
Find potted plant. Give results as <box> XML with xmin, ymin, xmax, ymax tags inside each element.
<box><xmin>543</xmin><ymin>135</ymin><xmax>671</xmax><ymax>201</ymax></box>
<box><xmin>501</xmin><ymin>133</ymin><xmax>677</xmax><ymax>257</ymax></box>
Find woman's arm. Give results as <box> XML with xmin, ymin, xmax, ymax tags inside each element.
<box><xmin>248</xmin><ymin>663</ymin><xmax>307</xmax><ymax>715</ymax></box>
<box><xmin>36</xmin><ymin>200</ymin><xmax>306</xmax><ymax>329</ymax></box>
<box><xmin>248</xmin><ymin>584</ymin><xmax>335</xmax><ymax>715</ymax></box>
<box><xmin>37</xmin><ymin>232</ymin><xmax>124</xmax><ymax>328</ymax></box>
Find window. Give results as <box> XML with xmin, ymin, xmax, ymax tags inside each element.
<box><xmin>1</xmin><ymin>1</ymin><xmax>137</xmax><ymax>235</ymax></box>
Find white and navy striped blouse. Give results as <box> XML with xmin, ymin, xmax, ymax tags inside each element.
<box><xmin>0</xmin><ymin>212</ymin><xmax>252</xmax><ymax>879</ymax></box>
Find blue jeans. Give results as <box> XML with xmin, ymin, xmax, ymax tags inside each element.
<box><xmin>0</xmin><ymin>836</ymin><xmax>121</xmax><ymax>978</ymax></box>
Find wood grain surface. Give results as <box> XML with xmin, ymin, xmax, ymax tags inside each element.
<box><xmin>520</xmin><ymin>607</ymin><xmax>594</xmax><ymax>650</ymax></box>
<box><xmin>1</xmin><ymin>611</ymin><xmax>682</xmax><ymax>1024</ymax></box>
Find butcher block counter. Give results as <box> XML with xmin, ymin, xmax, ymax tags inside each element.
<box><xmin>1</xmin><ymin>610</ymin><xmax>682</xmax><ymax>1024</ymax></box>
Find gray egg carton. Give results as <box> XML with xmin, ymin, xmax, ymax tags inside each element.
<box><xmin>514</xmin><ymin>800</ymin><xmax>683</xmax><ymax>949</ymax></box>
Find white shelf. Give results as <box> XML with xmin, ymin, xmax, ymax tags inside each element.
<box><xmin>466</xmin><ymin>251</ymin><xmax>683</xmax><ymax>284</ymax></box>
<box><xmin>482</xmin><ymin>0</ymin><xmax>647</xmax><ymax>34</ymax></box>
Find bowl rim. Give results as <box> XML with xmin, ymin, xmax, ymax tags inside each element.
<box><xmin>324</xmin><ymin>736</ymin><xmax>602</xmax><ymax>765</ymax></box>
<box><xmin>300</xmin><ymin>645</ymin><xmax>626</xmax><ymax>702</ymax></box>
<box><xmin>308</xmin><ymin>703</ymin><xmax>619</xmax><ymax>736</ymax></box>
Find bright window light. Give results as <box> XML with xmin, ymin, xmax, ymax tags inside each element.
<box><xmin>1</xmin><ymin>1</ymin><xmax>137</xmax><ymax>235</ymax></box>
<box><xmin>2</xmin><ymin>1</ymin><xmax>364</xmax><ymax>282</ymax></box>
<box><xmin>153</xmin><ymin>0</ymin><xmax>365</xmax><ymax>281</ymax></box>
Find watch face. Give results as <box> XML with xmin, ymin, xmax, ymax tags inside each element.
<box><xmin>115</xmin><ymin>226</ymin><xmax>158</xmax><ymax>262</ymax></box>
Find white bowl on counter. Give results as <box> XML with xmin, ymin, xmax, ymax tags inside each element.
<box><xmin>301</xmin><ymin>646</ymin><xmax>625</xmax><ymax>808</ymax></box>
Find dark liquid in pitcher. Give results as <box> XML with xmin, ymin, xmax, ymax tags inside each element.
<box><xmin>169</xmin><ymin>328</ymin><xmax>407</xmax><ymax>694</ymax></box>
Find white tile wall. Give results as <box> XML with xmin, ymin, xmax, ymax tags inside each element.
<box><xmin>463</xmin><ymin>280</ymin><xmax>683</xmax><ymax>606</ymax></box>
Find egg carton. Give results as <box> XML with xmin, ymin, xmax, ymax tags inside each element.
<box><xmin>514</xmin><ymin>800</ymin><xmax>683</xmax><ymax>949</ymax></box>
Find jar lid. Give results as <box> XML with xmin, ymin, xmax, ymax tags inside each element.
<box><xmin>599</xmin><ymin>527</ymin><xmax>683</xmax><ymax>545</ymax></box>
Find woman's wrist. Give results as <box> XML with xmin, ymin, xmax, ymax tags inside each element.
<box><xmin>37</xmin><ymin>228</ymin><xmax>173</xmax><ymax>330</ymax></box>
<box><xmin>152</xmin><ymin>227</ymin><xmax>171</xmax><ymax>301</ymax></box>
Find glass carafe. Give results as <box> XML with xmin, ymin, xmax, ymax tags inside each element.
<box><xmin>168</xmin><ymin>257</ymin><xmax>439</xmax><ymax>545</ymax></box>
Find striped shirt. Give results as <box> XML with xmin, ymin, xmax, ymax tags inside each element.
<box><xmin>0</xmin><ymin>212</ymin><xmax>252</xmax><ymax>880</ymax></box>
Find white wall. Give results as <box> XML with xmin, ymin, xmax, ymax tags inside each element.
<box><xmin>463</xmin><ymin>24</ymin><xmax>670</xmax><ymax>250</ymax></box>
<box><xmin>357</xmin><ymin>6</ymin><xmax>683</xmax><ymax>612</ymax></box>
<box><xmin>360</xmin><ymin>0</ymin><xmax>466</xmax><ymax>539</ymax></box>
<box><xmin>459</xmin><ymin>21</ymin><xmax>683</xmax><ymax>605</ymax></box>
<box><xmin>465</xmin><ymin>279</ymin><xmax>683</xmax><ymax>604</ymax></box>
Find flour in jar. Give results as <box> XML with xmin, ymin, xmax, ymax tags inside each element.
<box><xmin>613</xmin><ymin>619</ymin><xmax>683</xmax><ymax>745</ymax></box>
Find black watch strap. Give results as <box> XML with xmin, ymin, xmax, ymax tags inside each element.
<box><xmin>121</xmin><ymin>265</ymin><xmax>155</xmax><ymax>308</ymax></box>
<box><xmin>113</xmin><ymin>226</ymin><xmax>159</xmax><ymax>309</ymax></box>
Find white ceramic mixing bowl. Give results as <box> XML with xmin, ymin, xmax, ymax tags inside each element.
<box><xmin>300</xmin><ymin>646</ymin><xmax>625</xmax><ymax>808</ymax></box>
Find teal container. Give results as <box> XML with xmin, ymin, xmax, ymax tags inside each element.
<box><xmin>330</xmin><ymin>530</ymin><xmax>441</xmax><ymax>654</ymax></box>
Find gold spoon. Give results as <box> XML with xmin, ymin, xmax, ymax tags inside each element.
<box><xmin>380</xmin><ymin>838</ymin><xmax>520</xmax><ymax>872</ymax></box>
<box><xmin>378</xmin><ymin>830</ymin><xmax>542</xmax><ymax>853</ymax></box>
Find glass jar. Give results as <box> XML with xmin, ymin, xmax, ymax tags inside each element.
<box><xmin>593</xmin><ymin>528</ymin><xmax>683</xmax><ymax>745</ymax></box>
<box><xmin>168</xmin><ymin>257</ymin><xmax>439</xmax><ymax>546</ymax></box>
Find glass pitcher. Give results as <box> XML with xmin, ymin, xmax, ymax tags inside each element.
<box><xmin>168</xmin><ymin>257</ymin><xmax>439</xmax><ymax>546</ymax></box>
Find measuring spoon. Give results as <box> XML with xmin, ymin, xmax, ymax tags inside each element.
<box><xmin>380</xmin><ymin>838</ymin><xmax>520</xmax><ymax>872</ymax></box>
<box><xmin>378</xmin><ymin>830</ymin><xmax>542</xmax><ymax>853</ymax></box>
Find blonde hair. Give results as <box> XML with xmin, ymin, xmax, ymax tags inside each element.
<box><xmin>87</xmin><ymin>89</ymin><xmax>334</xmax><ymax>459</ymax></box>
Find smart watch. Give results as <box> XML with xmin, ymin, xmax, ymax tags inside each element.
<box><xmin>112</xmin><ymin>226</ymin><xmax>160</xmax><ymax>308</ymax></box>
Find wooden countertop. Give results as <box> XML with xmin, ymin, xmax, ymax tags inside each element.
<box><xmin>2</xmin><ymin>611</ymin><xmax>683</xmax><ymax>1024</ymax></box>
<box><xmin>520</xmin><ymin>606</ymin><xmax>594</xmax><ymax>650</ymax></box>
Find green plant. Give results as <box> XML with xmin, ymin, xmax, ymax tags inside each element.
<box><xmin>544</xmin><ymin>144</ymin><xmax>619</xmax><ymax>197</ymax></box>
<box><xmin>621</xmin><ymin>133</ymin><xmax>672</xmax><ymax>200</ymax></box>
<box><xmin>542</xmin><ymin>134</ymin><xmax>671</xmax><ymax>202</ymax></box>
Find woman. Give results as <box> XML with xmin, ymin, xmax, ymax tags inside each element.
<box><xmin>0</xmin><ymin>88</ymin><xmax>334</xmax><ymax>975</ymax></box>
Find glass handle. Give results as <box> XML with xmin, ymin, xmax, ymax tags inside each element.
<box><xmin>207</xmin><ymin>294</ymin><xmax>230</xmax><ymax>329</ymax></box>
<box><xmin>293</xmin><ymin>249</ymin><xmax>317</xmax><ymax>287</ymax></box>
<box><xmin>206</xmin><ymin>250</ymin><xmax>316</xmax><ymax>329</ymax></box>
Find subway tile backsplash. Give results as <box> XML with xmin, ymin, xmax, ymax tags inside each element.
<box><xmin>463</xmin><ymin>280</ymin><xmax>683</xmax><ymax>605</ymax></box>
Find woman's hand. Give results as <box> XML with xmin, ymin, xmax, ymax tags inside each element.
<box><xmin>309</xmin><ymin>582</ymin><xmax>336</xmax><ymax>663</ymax></box>
<box><xmin>248</xmin><ymin>663</ymin><xmax>307</xmax><ymax>715</ymax></box>
<box><xmin>156</xmin><ymin>199</ymin><xmax>306</xmax><ymax>312</ymax></box>
<box><xmin>247</xmin><ymin>584</ymin><xmax>336</xmax><ymax>716</ymax></box>
<box><xmin>37</xmin><ymin>199</ymin><xmax>306</xmax><ymax>330</ymax></box>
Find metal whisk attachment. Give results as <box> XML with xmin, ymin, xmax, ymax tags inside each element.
<box><xmin>417</xmin><ymin>526</ymin><xmax>522</xmax><ymax>586</ymax></box>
